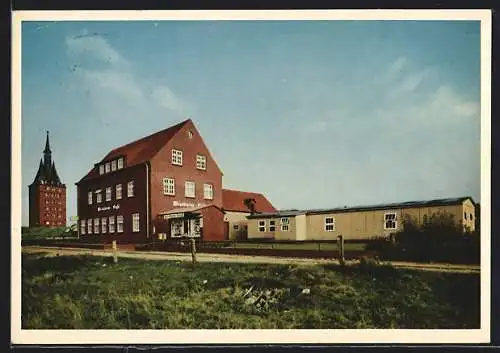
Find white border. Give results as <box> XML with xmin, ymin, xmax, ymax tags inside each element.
<box><xmin>11</xmin><ymin>9</ymin><xmax>492</xmax><ymax>345</ymax></box>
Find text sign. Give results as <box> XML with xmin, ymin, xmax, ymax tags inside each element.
<box><xmin>164</xmin><ymin>213</ymin><xmax>184</xmax><ymax>220</ymax></box>
<box><xmin>172</xmin><ymin>201</ymin><xmax>207</xmax><ymax>208</ymax></box>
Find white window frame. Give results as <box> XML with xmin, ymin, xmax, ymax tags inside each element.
<box><xmin>117</xmin><ymin>157</ymin><xmax>124</xmax><ymax>169</ymax></box>
<box><xmin>258</xmin><ymin>220</ymin><xmax>266</xmax><ymax>232</ymax></box>
<box><xmin>324</xmin><ymin>217</ymin><xmax>335</xmax><ymax>232</ymax></box>
<box><xmin>88</xmin><ymin>191</ymin><xmax>93</xmax><ymax>205</ymax></box>
<box><xmin>127</xmin><ymin>181</ymin><xmax>134</xmax><ymax>197</ymax></box>
<box><xmin>87</xmin><ymin>219</ymin><xmax>92</xmax><ymax>234</ymax></box>
<box><xmin>185</xmin><ymin>181</ymin><xmax>195</xmax><ymax>198</ymax></box>
<box><xmin>280</xmin><ymin>218</ymin><xmax>290</xmax><ymax>231</ymax></box>
<box><xmin>196</xmin><ymin>154</ymin><xmax>207</xmax><ymax>170</ymax></box>
<box><xmin>163</xmin><ymin>178</ymin><xmax>175</xmax><ymax>196</ymax></box>
<box><xmin>99</xmin><ymin>165</ymin><xmax>104</xmax><ymax>175</ymax></box>
<box><xmin>116</xmin><ymin>184</ymin><xmax>122</xmax><ymax>200</ymax></box>
<box><xmin>105</xmin><ymin>186</ymin><xmax>112</xmax><ymax>202</ymax></box>
<box><xmin>94</xmin><ymin>218</ymin><xmax>100</xmax><ymax>234</ymax></box>
<box><xmin>80</xmin><ymin>220</ymin><xmax>86</xmax><ymax>235</ymax></box>
<box><xmin>111</xmin><ymin>160</ymin><xmax>117</xmax><ymax>172</ymax></box>
<box><xmin>96</xmin><ymin>190</ymin><xmax>102</xmax><ymax>204</ymax></box>
<box><xmin>109</xmin><ymin>216</ymin><xmax>115</xmax><ymax>233</ymax></box>
<box><xmin>384</xmin><ymin>212</ymin><xmax>398</xmax><ymax>230</ymax></box>
<box><xmin>269</xmin><ymin>220</ymin><xmax>276</xmax><ymax>232</ymax></box>
<box><xmin>117</xmin><ymin>215</ymin><xmax>124</xmax><ymax>233</ymax></box>
<box><xmin>132</xmin><ymin>213</ymin><xmax>140</xmax><ymax>233</ymax></box>
<box><xmin>171</xmin><ymin>149</ymin><xmax>183</xmax><ymax>166</ymax></box>
<box><xmin>203</xmin><ymin>183</ymin><xmax>213</xmax><ymax>200</ymax></box>
<box><xmin>101</xmin><ymin>217</ymin><xmax>107</xmax><ymax>234</ymax></box>
<box><xmin>105</xmin><ymin>162</ymin><xmax>111</xmax><ymax>173</ymax></box>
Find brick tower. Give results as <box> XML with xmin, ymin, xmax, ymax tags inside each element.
<box><xmin>28</xmin><ymin>131</ymin><xmax>66</xmax><ymax>227</ymax></box>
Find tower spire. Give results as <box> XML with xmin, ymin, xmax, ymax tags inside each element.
<box><xmin>43</xmin><ymin>130</ymin><xmax>52</xmax><ymax>169</ymax></box>
<box><xmin>44</xmin><ymin>130</ymin><xmax>51</xmax><ymax>154</ymax></box>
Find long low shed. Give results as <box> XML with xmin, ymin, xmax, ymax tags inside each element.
<box><xmin>246</xmin><ymin>197</ymin><xmax>476</xmax><ymax>241</ymax></box>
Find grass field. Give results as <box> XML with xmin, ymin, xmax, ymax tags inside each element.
<box><xmin>22</xmin><ymin>253</ymin><xmax>480</xmax><ymax>329</ymax></box>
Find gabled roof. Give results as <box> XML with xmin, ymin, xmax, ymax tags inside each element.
<box><xmin>77</xmin><ymin>119</ymin><xmax>191</xmax><ymax>184</ymax></box>
<box><xmin>221</xmin><ymin>189</ymin><xmax>277</xmax><ymax>213</ymax></box>
<box><xmin>247</xmin><ymin>210</ymin><xmax>305</xmax><ymax>219</ymax></box>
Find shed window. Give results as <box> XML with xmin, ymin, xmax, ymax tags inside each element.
<box><xmin>280</xmin><ymin>218</ymin><xmax>289</xmax><ymax>231</ymax></box>
<box><xmin>325</xmin><ymin>217</ymin><xmax>335</xmax><ymax>231</ymax></box>
<box><xmin>258</xmin><ymin>220</ymin><xmax>266</xmax><ymax>232</ymax></box>
<box><xmin>384</xmin><ymin>213</ymin><xmax>397</xmax><ymax>230</ymax></box>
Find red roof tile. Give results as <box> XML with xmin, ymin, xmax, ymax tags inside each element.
<box><xmin>221</xmin><ymin>189</ymin><xmax>276</xmax><ymax>213</ymax></box>
<box><xmin>77</xmin><ymin>119</ymin><xmax>190</xmax><ymax>184</ymax></box>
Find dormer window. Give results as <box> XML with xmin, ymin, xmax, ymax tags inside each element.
<box><xmin>172</xmin><ymin>149</ymin><xmax>183</xmax><ymax>166</ymax></box>
<box><xmin>117</xmin><ymin>157</ymin><xmax>124</xmax><ymax>169</ymax></box>
<box><xmin>99</xmin><ymin>165</ymin><xmax>104</xmax><ymax>175</ymax></box>
<box><xmin>105</xmin><ymin>162</ymin><xmax>111</xmax><ymax>173</ymax></box>
<box><xmin>188</xmin><ymin>130</ymin><xmax>193</xmax><ymax>139</ymax></box>
<box><xmin>111</xmin><ymin>160</ymin><xmax>117</xmax><ymax>172</ymax></box>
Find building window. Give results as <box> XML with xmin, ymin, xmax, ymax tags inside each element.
<box><xmin>101</xmin><ymin>217</ymin><xmax>107</xmax><ymax>234</ymax></box>
<box><xmin>117</xmin><ymin>215</ymin><xmax>124</xmax><ymax>233</ymax></box>
<box><xmin>116</xmin><ymin>184</ymin><xmax>122</xmax><ymax>200</ymax></box>
<box><xmin>185</xmin><ymin>181</ymin><xmax>195</xmax><ymax>198</ymax></box>
<box><xmin>96</xmin><ymin>190</ymin><xmax>102</xmax><ymax>203</ymax></box>
<box><xmin>87</xmin><ymin>219</ymin><xmax>92</xmax><ymax>234</ymax></box>
<box><xmin>384</xmin><ymin>213</ymin><xmax>397</xmax><ymax>230</ymax></box>
<box><xmin>470</xmin><ymin>213</ymin><xmax>473</xmax><ymax>220</ymax></box>
<box><xmin>196</xmin><ymin>154</ymin><xmax>207</xmax><ymax>170</ymax></box>
<box><xmin>80</xmin><ymin>220</ymin><xmax>86</xmax><ymax>235</ymax></box>
<box><xmin>281</xmin><ymin>218</ymin><xmax>289</xmax><ymax>231</ymax></box>
<box><xmin>163</xmin><ymin>178</ymin><xmax>175</xmax><ymax>195</ymax></box>
<box><xmin>188</xmin><ymin>130</ymin><xmax>193</xmax><ymax>139</ymax></box>
<box><xmin>132</xmin><ymin>213</ymin><xmax>140</xmax><ymax>233</ymax></box>
<box><xmin>117</xmin><ymin>157</ymin><xmax>124</xmax><ymax>169</ymax></box>
<box><xmin>88</xmin><ymin>191</ymin><xmax>93</xmax><ymax>205</ymax></box>
<box><xmin>106</xmin><ymin>187</ymin><xmax>112</xmax><ymax>201</ymax></box>
<box><xmin>172</xmin><ymin>149</ymin><xmax>183</xmax><ymax>166</ymax></box>
<box><xmin>111</xmin><ymin>160</ymin><xmax>117</xmax><ymax>172</ymax></box>
<box><xmin>127</xmin><ymin>181</ymin><xmax>134</xmax><ymax>197</ymax></box>
<box><xmin>109</xmin><ymin>216</ymin><xmax>115</xmax><ymax>233</ymax></box>
<box><xmin>269</xmin><ymin>220</ymin><xmax>276</xmax><ymax>232</ymax></box>
<box><xmin>233</xmin><ymin>225</ymin><xmax>239</xmax><ymax>230</ymax></box>
<box><xmin>105</xmin><ymin>162</ymin><xmax>111</xmax><ymax>173</ymax></box>
<box><xmin>325</xmin><ymin>217</ymin><xmax>335</xmax><ymax>231</ymax></box>
<box><xmin>464</xmin><ymin>212</ymin><xmax>467</xmax><ymax>220</ymax></box>
<box><xmin>99</xmin><ymin>165</ymin><xmax>104</xmax><ymax>175</ymax></box>
<box><xmin>94</xmin><ymin>218</ymin><xmax>100</xmax><ymax>234</ymax></box>
<box><xmin>203</xmin><ymin>183</ymin><xmax>213</xmax><ymax>200</ymax></box>
<box><xmin>258</xmin><ymin>220</ymin><xmax>266</xmax><ymax>232</ymax></box>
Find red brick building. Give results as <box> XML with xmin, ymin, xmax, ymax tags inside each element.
<box><xmin>28</xmin><ymin>131</ymin><xmax>67</xmax><ymax>227</ymax></box>
<box><xmin>76</xmin><ymin>119</ymin><xmax>224</xmax><ymax>242</ymax></box>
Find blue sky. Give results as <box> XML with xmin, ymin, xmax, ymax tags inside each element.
<box><xmin>21</xmin><ymin>20</ymin><xmax>481</xmax><ymax>226</ymax></box>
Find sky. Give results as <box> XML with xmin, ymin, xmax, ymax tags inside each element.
<box><xmin>20</xmin><ymin>19</ymin><xmax>482</xmax><ymax>226</ymax></box>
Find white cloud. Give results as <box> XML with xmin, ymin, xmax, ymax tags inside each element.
<box><xmin>65</xmin><ymin>32</ymin><xmax>189</xmax><ymax>117</ymax></box>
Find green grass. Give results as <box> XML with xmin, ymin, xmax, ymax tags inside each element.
<box><xmin>22</xmin><ymin>253</ymin><xmax>480</xmax><ymax>329</ymax></box>
<box><xmin>232</xmin><ymin>242</ymin><xmax>366</xmax><ymax>251</ymax></box>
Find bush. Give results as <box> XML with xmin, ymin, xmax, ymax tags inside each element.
<box><xmin>366</xmin><ymin>213</ymin><xmax>479</xmax><ymax>264</ymax></box>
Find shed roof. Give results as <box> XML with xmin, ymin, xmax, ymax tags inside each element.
<box><xmin>246</xmin><ymin>196</ymin><xmax>475</xmax><ymax>218</ymax></box>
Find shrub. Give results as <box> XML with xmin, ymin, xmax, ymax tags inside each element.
<box><xmin>367</xmin><ymin>212</ymin><xmax>479</xmax><ymax>264</ymax></box>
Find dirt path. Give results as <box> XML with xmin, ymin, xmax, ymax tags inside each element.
<box><xmin>22</xmin><ymin>246</ymin><xmax>480</xmax><ymax>273</ymax></box>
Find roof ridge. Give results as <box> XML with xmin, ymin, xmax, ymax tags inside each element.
<box><xmin>223</xmin><ymin>188</ymin><xmax>263</xmax><ymax>195</ymax></box>
<box><xmin>103</xmin><ymin>118</ymin><xmax>190</xmax><ymax>160</ymax></box>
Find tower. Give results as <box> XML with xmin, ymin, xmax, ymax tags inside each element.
<box><xmin>28</xmin><ymin>131</ymin><xmax>67</xmax><ymax>227</ymax></box>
